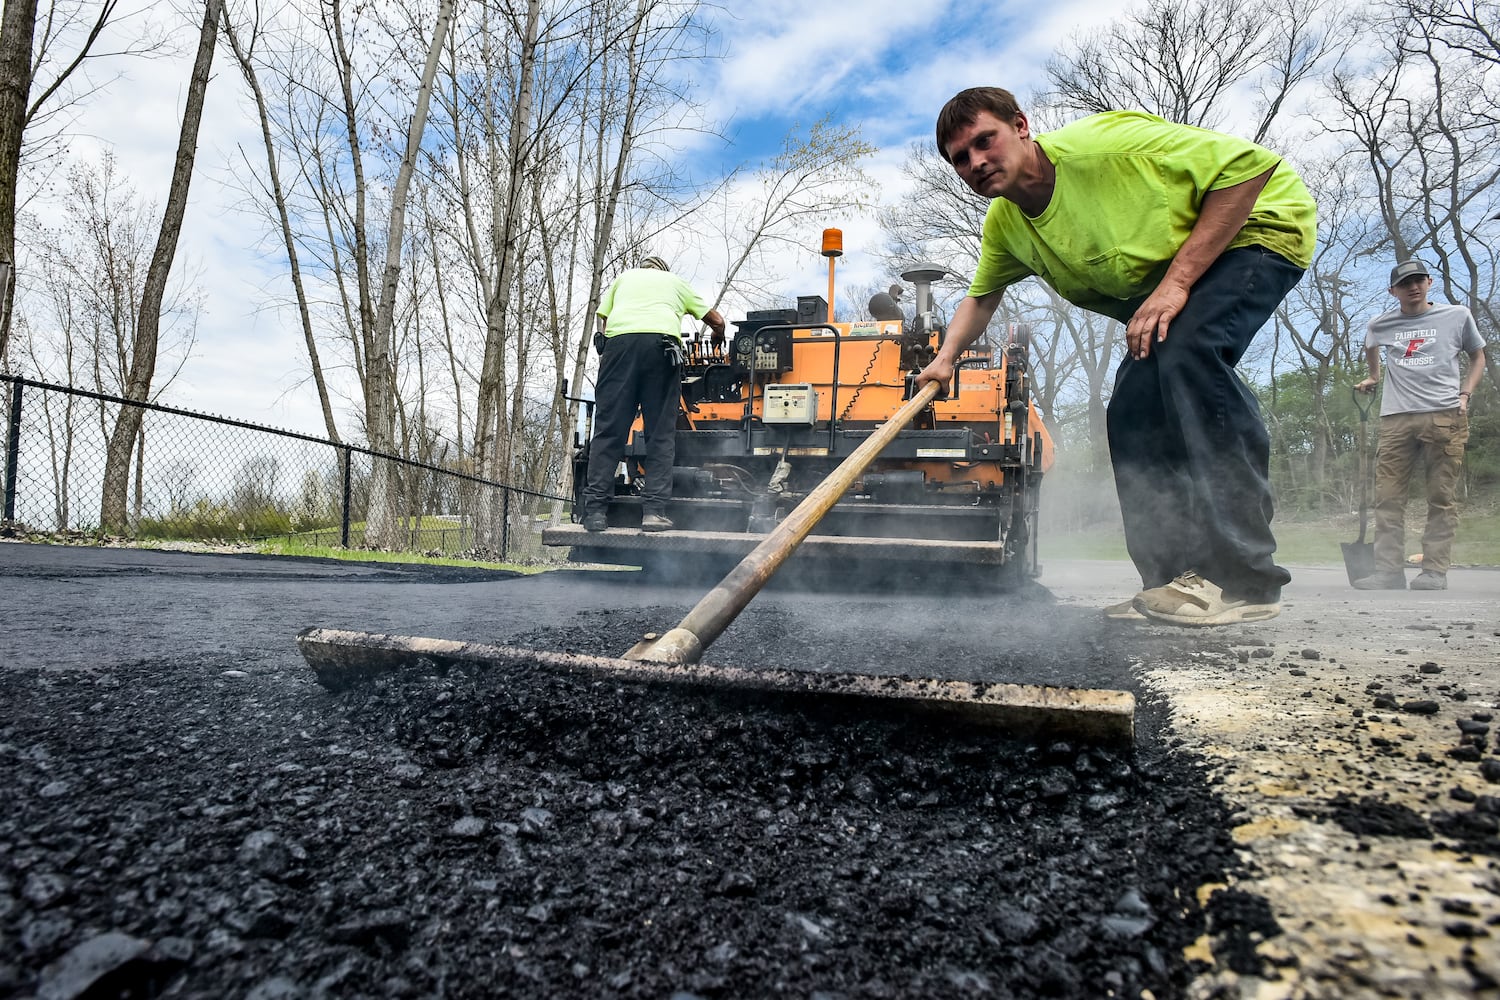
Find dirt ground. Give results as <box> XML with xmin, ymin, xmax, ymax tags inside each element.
<box><xmin>1</xmin><ymin>543</ymin><xmax>1497</xmax><ymax>999</ymax></box>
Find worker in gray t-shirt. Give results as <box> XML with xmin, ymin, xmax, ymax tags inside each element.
<box><xmin>1353</xmin><ymin>259</ymin><xmax>1486</xmax><ymax>592</ymax></box>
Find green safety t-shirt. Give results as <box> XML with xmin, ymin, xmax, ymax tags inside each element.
<box><xmin>968</xmin><ymin>111</ymin><xmax>1317</xmax><ymax>323</ymax></box>
<box><xmin>597</xmin><ymin>268</ymin><xmax>712</xmax><ymax>343</ymax></box>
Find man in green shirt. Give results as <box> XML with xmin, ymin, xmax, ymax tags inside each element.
<box><xmin>582</xmin><ymin>255</ymin><xmax>725</xmax><ymax>533</ymax></box>
<box><xmin>916</xmin><ymin>87</ymin><xmax>1317</xmax><ymax>626</ymax></box>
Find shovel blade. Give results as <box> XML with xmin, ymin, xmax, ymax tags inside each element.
<box><xmin>1341</xmin><ymin>540</ymin><xmax>1377</xmax><ymax>587</ymax></box>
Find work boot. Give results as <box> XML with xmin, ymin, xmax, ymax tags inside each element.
<box><xmin>1409</xmin><ymin>570</ymin><xmax>1448</xmax><ymax>591</ymax></box>
<box><xmin>640</xmin><ymin>513</ymin><xmax>673</xmax><ymax>533</ymax></box>
<box><xmin>1352</xmin><ymin>570</ymin><xmax>1406</xmax><ymax>590</ymax></box>
<box><xmin>583</xmin><ymin>512</ymin><xmax>608</xmax><ymax>532</ymax></box>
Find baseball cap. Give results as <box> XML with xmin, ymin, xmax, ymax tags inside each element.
<box><xmin>639</xmin><ymin>255</ymin><xmax>670</xmax><ymax>271</ymax></box>
<box><xmin>1389</xmin><ymin>260</ymin><xmax>1430</xmax><ymax>285</ymax></box>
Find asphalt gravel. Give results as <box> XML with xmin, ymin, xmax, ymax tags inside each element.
<box><xmin>3</xmin><ymin>542</ymin><xmax>1495</xmax><ymax>998</ymax></box>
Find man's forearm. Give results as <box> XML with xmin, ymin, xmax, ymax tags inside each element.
<box><xmin>1159</xmin><ymin>167</ymin><xmax>1275</xmax><ymax>295</ymax></box>
<box><xmin>935</xmin><ymin>291</ymin><xmax>1003</xmax><ymax>364</ymax></box>
<box><xmin>1463</xmin><ymin>349</ymin><xmax>1486</xmax><ymax>395</ymax></box>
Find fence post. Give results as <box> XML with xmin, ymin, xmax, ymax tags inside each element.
<box><xmin>501</xmin><ymin>489</ymin><xmax>511</xmax><ymax>560</ymax></box>
<box><xmin>4</xmin><ymin>380</ymin><xmax>21</xmax><ymax>522</ymax></box>
<box><xmin>340</xmin><ymin>445</ymin><xmax>353</xmax><ymax>548</ymax></box>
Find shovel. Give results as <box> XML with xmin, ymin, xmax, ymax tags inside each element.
<box><xmin>1341</xmin><ymin>386</ymin><xmax>1377</xmax><ymax>586</ymax></box>
<box><xmin>299</xmin><ymin>380</ymin><xmax>1135</xmax><ymax>743</ymax></box>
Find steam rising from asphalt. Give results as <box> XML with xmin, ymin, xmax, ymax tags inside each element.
<box><xmin>609</xmin><ymin>543</ymin><xmax>1066</xmax><ymax>679</ymax></box>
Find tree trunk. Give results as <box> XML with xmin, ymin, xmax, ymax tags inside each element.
<box><xmin>222</xmin><ymin>15</ymin><xmax>342</xmax><ymax>444</ymax></box>
<box><xmin>472</xmin><ymin>0</ymin><xmax>540</xmax><ymax>551</ymax></box>
<box><xmin>0</xmin><ymin>0</ymin><xmax>37</xmax><ymax>366</ymax></box>
<box><xmin>363</xmin><ymin>0</ymin><xmax>453</xmax><ymax>549</ymax></box>
<box><xmin>100</xmin><ymin>0</ymin><xmax>220</xmax><ymax>532</ymax></box>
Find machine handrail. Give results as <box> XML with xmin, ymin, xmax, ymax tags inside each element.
<box><xmin>740</xmin><ymin>322</ymin><xmax>844</xmax><ymax>454</ymax></box>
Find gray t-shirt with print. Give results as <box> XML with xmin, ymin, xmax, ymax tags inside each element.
<box><xmin>1364</xmin><ymin>302</ymin><xmax>1483</xmax><ymax>416</ymax></box>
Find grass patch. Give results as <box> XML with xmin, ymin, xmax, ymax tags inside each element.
<box><xmin>1041</xmin><ymin>505</ymin><xmax>1500</xmax><ymax>568</ymax></box>
<box><xmin>1039</xmin><ymin>527</ymin><xmax>1130</xmax><ymax>562</ymax></box>
<box><xmin>269</xmin><ymin>516</ymin><xmax>487</xmax><ymax>555</ymax></box>
<box><xmin>255</xmin><ymin>538</ymin><xmax>550</xmax><ymax>574</ymax></box>
<box><xmin>1274</xmin><ymin>505</ymin><xmax>1500</xmax><ymax>567</ymax></box>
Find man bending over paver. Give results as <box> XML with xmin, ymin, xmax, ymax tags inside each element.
<box><xmin>916</xmin><ymin>87</ymin><xmax>1317</xmax><ymax>626</ymax></box>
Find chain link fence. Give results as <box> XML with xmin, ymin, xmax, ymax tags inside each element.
<box><xmin>1</xmin><ymin>375</ymin><xmax>570</xmax><ymax>564</ymax></box>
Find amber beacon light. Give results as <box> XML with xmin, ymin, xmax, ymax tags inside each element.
<box><xmin>821</xmin><ymin>228</ymin><xmax>842</xmax><ymax>321</ymax></box>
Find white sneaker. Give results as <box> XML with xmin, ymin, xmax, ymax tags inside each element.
<box><xmin>1133</xmin><ymin>571</ymin><xmax>1280</xmax><ymax>627</ymax></box>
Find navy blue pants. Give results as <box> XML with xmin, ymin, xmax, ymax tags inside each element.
<box><xmin>1106</xmin><ymin>247</ymin><xmax>1303</xmax><ymax>603</ymax></box>
<box><xmin>584</xmin><ymin>333</ymin><xmax>681</xmax><ymax>518</ymax></box>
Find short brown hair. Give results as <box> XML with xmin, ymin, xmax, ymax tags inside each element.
<box><xmin>935</xmin><ymin>87</ymin><xmax>1023</xmax><ymax>162</ymax></box>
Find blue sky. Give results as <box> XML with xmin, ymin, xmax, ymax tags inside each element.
<box><xmin>700</xmin><ymin>1</ymin><xmax>1068</xmax><ymax>159</ymax></box>
<box><xmin>42</xmin><ymin>0</ymin><xmax>1114</xmax><ymax>430</ymax></box>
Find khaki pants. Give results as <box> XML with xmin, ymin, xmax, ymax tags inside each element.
<box><xmin>1372</xmin><ymin>409</ymin><xmax>1469</xmax><ymax>574</ymax></box>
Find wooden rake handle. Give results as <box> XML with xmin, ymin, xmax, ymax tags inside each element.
<box><xmin>625</xmin><ymin>379</ymin><xmax>945</xmax><ymax>664</ymax></box>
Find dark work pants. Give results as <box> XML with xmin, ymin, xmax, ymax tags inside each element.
<box><xmin>1106</xmin><ymin>247</ymin><xmax>1304</xmax><ymax>603</ymax></box>
<box><xmin>584</xmin><ymin>333</ymin><xmax>681</xmax><ymax>518</ymax></box>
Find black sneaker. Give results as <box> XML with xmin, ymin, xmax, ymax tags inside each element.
<box><xmin>1409</xmin><ymin>570</ymin><xmax>1448</xmax><ymax>591</ymax></box>
<box><xmin>640</xmin><ymin>513</ymin><xmax>673</xmax><ymax>532</ymax></box>
<box><xmin>1352</xmin><ymin>570</ymin><xmax>1406</xmax><ymax>590</ymax></box>
<box><xmin>583</xmin><ymin>513</ymin><xmax>607</xmax><ymax>532</ymax></box>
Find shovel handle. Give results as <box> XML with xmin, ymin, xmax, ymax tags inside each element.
<box><xmin>1350</xmin><ymin>386</ymin><xmax>1374</xmax><ymax>542</ymax></box>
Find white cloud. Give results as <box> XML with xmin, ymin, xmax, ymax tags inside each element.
<box><xmin>703</xmin><ymin>1</ymin><xmax>949</xmax><ymax>124</ymax></box>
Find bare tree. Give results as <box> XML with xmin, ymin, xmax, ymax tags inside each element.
<box><xmin>1396</xmin><ymin>0</ymin><xmax>1500</xmax><ymax>361</ymax></box>
<box><xmin>29</xmin><ymin>153</ymin><xmax>199</xmax><ymax>394</ymax></box>
<box><xmin>18</xmin><ymin>151</ymin><xmax>198</xmax><ymax>530</ymax></box>
<box><xmin>1266</xmin><ymin>155</ymin><xmax>1385</xmax><ymax>505</ymax></box>
<box><xmin>412</xmin><ymin>0</ymin><xmax>724</xmax><ymax>546</ymax></box>
<box><xmin>1040</xmin><ymin>0</ymin><xmax>1267</xmax><ymax>127</ymax></box>
<box><xmin>1399</xmin><ymin>0</ymin><xmax>1499</xmax><ymax>79</ymax></box>
<box><xmin>161</xmin><ymin>457</ymin><xmax>198</xmax><ymax>517</ymax></box>
<box><xmin>1323</xmin><ymin>1</ymin><xmax>1500</xmax><ymax>382</ymax></box>
<box><xmin>877</xmin><ymin>142</ymin><xmax>986</xmax><ymax>275</ymax></box>
<box><xmin>99</xmin><ymin>0</ymin><xmax>221</xmax><ymax>532</ymax></box>
<box><xmin>221</xmin><ymin>5</ymin><xmax>341</xmax><ymax>443</ymax></box>
<box><xmin>216</xmin><ymin>0</ymin><xmax>750</xmax><ymax>555</ymax></box>
<box><xmin>0</xmin><ymin>0</ymin><xmax>35</xmax><ymax>365</ymax></box>
<box><xmin>227</xmin><ymin>0</ymin><xmax>456</xmax><ymax>546</ymax></box>
<box><xmin>0</xmin><ymin>0</ymin><xmax>168</xmax><ymax>366</ymax></box>
<box><xmin>361</xmin><ymin>0</ymin><xmax>453</xmax><ymax>547</ymax></box>
<box><xmin>468</xmin><ymin>0</ymin><xmax>542</xmax><ymax>532</ymax></box>
<box><xmin>230</xmin><ymin>454</ymin><xmax>281</xmax><ymax>517</ymax></box>
<box><xmin>1038</xmin><ymin>0</ymin><xmax>1344</xmax><ymax>139</ymax></box>
<box><xmin>703</xmin><ymin>116</ymin><xmax>876</xmax><ymax>316</ymax></box>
